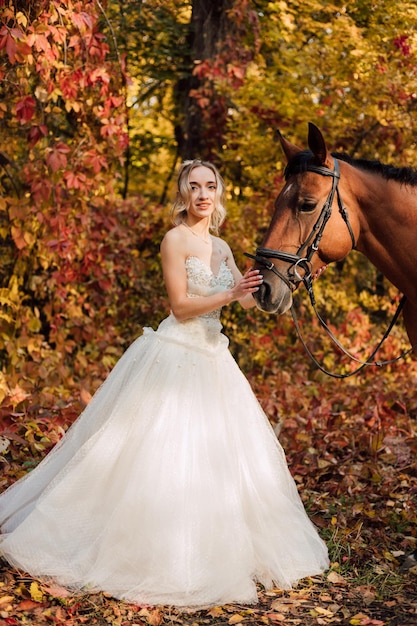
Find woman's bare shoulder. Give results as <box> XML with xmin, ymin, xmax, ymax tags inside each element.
<box><xmin>161</xmin><ymin>225</ymin><xmax>186</xmax><ymax>250</ymax></box>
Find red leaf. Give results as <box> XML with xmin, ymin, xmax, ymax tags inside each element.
<box><xmin>28</xmin><ymin>124</ymin><xmax>48</xmax><ymax>148</ymax></box>
<box><xmin>88</xmin><ymin>67</ymin><xmax>110</xmax><ymax>86</ymax></box>
<box><xmin>71</xmin><ymin>11</ymin><xmax>93</xmax><ymax>31</ymax></box>
<box><xmin>83</xmin><ymin>150</ymin><xmax>108</xmax><ymax>174</ymax></box>
<box><xmin>15</xmin><ymin>96</ymin><xmax>36</xmax><ymax>124</ymax></box>
<box><xmin>0</xmin><ymin>26</ymin><xmax>24</xmax><ymax>64</ymax></box>
<box><xmin>4</xmin><ymin>33</ymin><xmax>17</xmax><ymax>63</ymax></box>
<box><xmin>63</xmin><ymin>170</ymin><xmax>87</xmax><ymax>189</ymax></box>
<box><xmin>46</xmin><ymin>143</ymin><xmax>70</xmax><ymax>172</ymax></box>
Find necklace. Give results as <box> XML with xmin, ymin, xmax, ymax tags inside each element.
<box><xmin>183</xmin><ymin>222</ymin><xmax>211</xmax><ymax>245</ymax></box>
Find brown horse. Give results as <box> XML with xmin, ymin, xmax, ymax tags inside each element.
<box><xmin>251</xmin><ymin>122</ymin><xmax>417</xmax><ymax>349</ymax></box>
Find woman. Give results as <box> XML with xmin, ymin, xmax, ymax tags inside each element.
<box><xmin>0</xmin><ymin>160</ymin><xmax>329</xmax><ymax>609</ymax></box>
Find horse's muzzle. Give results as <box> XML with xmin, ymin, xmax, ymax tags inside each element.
<box><xmin>254</xmin><ymin>279</ymin><xmax>293</xmax><ymax>315</ymax></box>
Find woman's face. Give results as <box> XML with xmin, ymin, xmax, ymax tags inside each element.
<box><xmin>187</xmin><ymin>166</ymin><xmax>217</xmax><ymax>221</ymax></box>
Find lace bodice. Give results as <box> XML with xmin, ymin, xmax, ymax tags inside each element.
<box><xmin>185</xmin><ymin>256</ymin><xmax>234</xmax><ymax>319</ymax></box>
<box><xmin>151</xmin><ymin>256</ymin><xmax>234</xmax><ymax>352</ymax></box>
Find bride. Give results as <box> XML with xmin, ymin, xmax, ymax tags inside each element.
<box><xmin>0</xmin><ymin>160</ymin><xmax>329</xmax><ymax>609</ymax></box>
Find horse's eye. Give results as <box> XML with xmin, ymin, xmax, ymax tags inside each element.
<box><xmin>299</xmin><ymin>201</ymin><xmax>317</xmax><ymax>213</ymax></box>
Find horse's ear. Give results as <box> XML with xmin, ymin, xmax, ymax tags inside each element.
<box><xmin>307</xmin><ymin>122</ymin><xmax>331</xmax><ymax>166</ymax></box>
<box><xmin>275</xmin><ymin>129</ymin><xmax>301</xmax><ymax>162</ymax></box>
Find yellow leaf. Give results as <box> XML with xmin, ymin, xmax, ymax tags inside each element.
<box><xmin>207</xmin><ymin>606</ymin><xmax>225</xmax><ymax>617</ymax></box>
<box><xmin>314</xmin><ymin>605</ymin><xmax>335</xmax><ymax>616</ymax></box>
<box><xmin>16</xmin><ymin>11</ymin><xmax>28</xmax><ymax>27</ymax></box>
<box><xmin>29</xmin><ymin>581</ymin><xmax>44</xmax><ymax>602</ymax></box>
<box><xmin>0</xmin><ymin>595</ymin><xmax>14</xmax><ymax>607</ymax></box>
<box><xmin>229</xmin><ymin>614</ymin><xmax>244</xmax><ymax>624</ymax></box>
<box><xmin>28</xmin><ymin>317</ymin><xmax>42</xmax><ymax>332</ymax></box>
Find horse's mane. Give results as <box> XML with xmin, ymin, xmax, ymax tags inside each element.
<box><xmin>334</xmin><ymin>152</ymin><xmax>417</xmax><ymax>186</ymax></box>
<box><xmin>285</xmin><ymin>150</ymin><xmax>417</xmax><ymax>186</ymax></box>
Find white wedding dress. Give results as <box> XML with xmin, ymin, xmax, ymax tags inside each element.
<box><xmin>0</xmin><ymin>256</ymin><xmax>328</xmax><ymax>608</ymax></box>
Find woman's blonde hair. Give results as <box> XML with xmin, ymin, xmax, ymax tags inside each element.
<box><xmin>170</xmin><ymin>159</ymin><xmax>226</xmax><ymax>235</ymax></box>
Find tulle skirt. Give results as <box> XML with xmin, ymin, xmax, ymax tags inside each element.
<box><xmin>0</xmin><ymin>314</ymin><xmax>328</xmax><ymax>608</ymax></box>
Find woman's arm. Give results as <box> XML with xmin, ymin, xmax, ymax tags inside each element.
<box><xmin>160</xmin><ymin>230</ymin><xmax>262</xmax><ymax>321</ymax></box>
<box><xmin>223</xmin><ymin>242</ymin><xmax>261</xmax><ymax>310</ymax></box>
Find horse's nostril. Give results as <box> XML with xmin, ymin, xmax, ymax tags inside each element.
<box><xmin>257</xmin><ymin>281</ymin><xmax>270</xmax><ymax>305</ymax></box>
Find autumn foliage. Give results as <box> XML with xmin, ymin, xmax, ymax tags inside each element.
<box><xmin>0</xmin><ymin>0</ymin><xmax>417</xmax><ymax>623</ymax></box>
<box><xmin>0</xmin><ymin>0</ymin><xmax>168</xmax><ymax>408</ymax></box>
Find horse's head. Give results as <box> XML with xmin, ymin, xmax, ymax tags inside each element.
<box><xmin>253</xmin><ymin>122</ymin><xmax>358</xmax><ymax>315</ymax></box>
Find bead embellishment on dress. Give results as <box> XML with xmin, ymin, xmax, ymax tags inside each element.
<box><xmin>185</xmin><ymin>256</ymin><xmax>233</xmax><ymax>321</ymax></box>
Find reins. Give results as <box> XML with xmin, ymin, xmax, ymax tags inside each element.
<box><xmin>245</xmin><ymin>158</ymin><xmax>416</xmax><ymax>378</ymax></box>
<box><xmin>291</xmin><ymin>288</ymin><xmax>414</xmax><ymax>379</ymax></box>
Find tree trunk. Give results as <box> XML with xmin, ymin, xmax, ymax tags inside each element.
<box><xmin>174</xmin><ymin>0</ymin><xmax>234</xmax><ymax>161</ymax></box>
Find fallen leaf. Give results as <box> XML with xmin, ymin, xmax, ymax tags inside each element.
<box><xmin>350</xmin><ymin>613</ymin><xmax>385</xmax><ymax>625</ymax></box>
<box><xmin>314</xmin><ymin>605</ymin><xmax>335</xmax><ymax>616</ymax></box>
<box><xmin>148</xmin><ymin>608</ymin><xmax>163</xmax><ymax>626</ymax></box>
<box><xmin>80</xmin><ymin>387</ymin><xmax>92</xmax><ymax>405</ymax></box>
<box><xmin>270</xmin><ymin>600</ymin><xmax>290</xmax><ymax>612</ymax></box>
<box><xmin>207</xmin><ymin>606</ymin><xmax>225</xmax><ymax>617</ymax></box>
<box><xmin>16</xmin><ymin>599</ymin><xmax>41</xmax><ymax>610</ymax></box>
<box><xmin>29</xmin><ymin>581</ymin><xmax>43</xmax><ymax>603</ymax></box>
<box><xmin>265</xmin><ymin>613</ymin><xmax>286</xmax><ymax>623</ymax></box>
<box><xmin>354</xmin><ymin>585</ymin><xmax>376</xmax><ymax>605</ymax></box>
<box><xmin>327</xmin><ymin>570</ymin><xmax>347</xmax><ymax>585</ymax></box>
<box><xmin>41</xmin><ymin>583</ymin><xmax>71</xmax><ymax>598</ymax></box>
<box><xmin>318</xmin><ymin>593</ymin><xmax>333</xmax><ymax>602</ymax></box>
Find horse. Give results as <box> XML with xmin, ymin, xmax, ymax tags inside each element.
<box><xmin>250</xmin><ymin>122</ymin><xmax>417</xmax><ymax>351</ymax></box>
<box><xmin>249</xmin><ymin>122</ymin><xmax>417</xmax><ymax>569</ymax></box>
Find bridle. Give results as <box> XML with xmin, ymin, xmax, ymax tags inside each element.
<box><xmin>245</xmin><ymin>157</ymin><xmax>414</xmax><ymax>378</ymax></box>
<box><xmin>245</xmin><ymin>158</ymin><xmax>355</xmax><ymax>294</ymax></box>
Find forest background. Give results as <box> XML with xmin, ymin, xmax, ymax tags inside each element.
<box><xmin>0</xmin><ymin>1</ymin><xmax>417</xmax><ymax>625</ymax></box>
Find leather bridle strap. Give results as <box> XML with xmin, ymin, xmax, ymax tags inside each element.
<box><xmin>244</xmin><ymin>159</ymin><xmax>356</xmax><ymax>292</ymax></box>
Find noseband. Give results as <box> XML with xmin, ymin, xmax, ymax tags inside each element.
<box><xmin>244</xmin><ymin>158</ymin><xmax>356</xmax><ymax>293</ymax></box>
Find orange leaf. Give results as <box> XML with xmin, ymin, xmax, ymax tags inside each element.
<box><xmin>148</xmin><ymin>608</ymin><xmax>163</xmax><ymax>626</ymax></box>
<box><xmin>16</xmin><ymin>599</ymin><xmax>41</xmax><ymax>611</ymax></box>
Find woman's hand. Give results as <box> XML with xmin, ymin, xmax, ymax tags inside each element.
<box><xmin>231</xmin><ymin>268</ymin><xmax>263</xmax><ymax>301</ymax></box>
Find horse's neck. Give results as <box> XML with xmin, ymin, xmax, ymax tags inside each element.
<box><xmin>353</xmin><ymin>174</ymin><xmax>417</xmax><ymax>301</ymax></box>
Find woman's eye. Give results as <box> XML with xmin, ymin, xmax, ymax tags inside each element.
<box><xmin>299</xmin><ymin>201</ymin><xmax>317</xmax><ymax>213</ymax></box>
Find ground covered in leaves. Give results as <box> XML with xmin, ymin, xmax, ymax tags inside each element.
<box><xmin>0</xmin><ymin>561</ymin><xmax>416</xmax><ymax>626</ymax></box>
<box><xmin>1</xmin><ymin>358</ymin><xmax>417</xmax><ymax>625</ymax></box>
